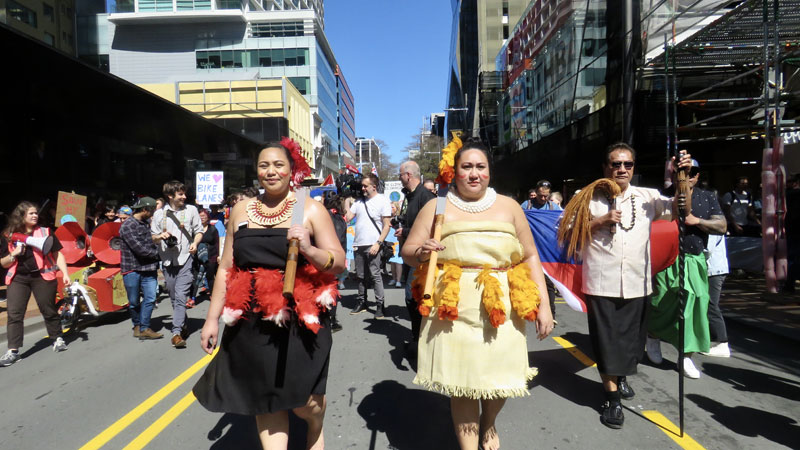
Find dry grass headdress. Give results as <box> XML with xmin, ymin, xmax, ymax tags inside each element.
<box><xmin>557</xmin><ymin>178</ymin><xmax>621</xmax><ymax>261</ymax></box>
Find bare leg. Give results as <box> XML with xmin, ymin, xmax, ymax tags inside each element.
<box><xmin>293</xmin><ymin>394</ymin><xmax>326</xmax><ymax>450</ymax></box>
<box><xmin>256</xmin><ymin>411</ymin><xmax>289</xmax><ymax>450</ymax></box>
<box><xmin>479</xmin><ymin>399</ymin><xmax>506</xmax><ymax>450</ymax></box>
<box><xmin>601</xmin><ymin>373</ymin><xmax>618</xmax><ymax>392</ymax></box>
<box><xmin>451</xmin><ymin>396</ymin><xmax>480</xmax><ymax>450</ymax></box>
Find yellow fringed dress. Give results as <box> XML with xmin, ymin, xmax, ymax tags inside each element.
<box><xmin>413</xmin><ymin>221</ymin><xmax>538</xmax><ymax>399</ymax></box>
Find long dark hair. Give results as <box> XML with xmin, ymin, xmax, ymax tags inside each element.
<box><xmin>3</xmin><ymin>201</ymin><xmax>38</xmax><ymax>238</ymax></box>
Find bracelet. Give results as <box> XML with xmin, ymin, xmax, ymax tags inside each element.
<box><xmin>321</xmin><ymin>250</ymin><xmax>334</xmax><ymax>271</ymax></box>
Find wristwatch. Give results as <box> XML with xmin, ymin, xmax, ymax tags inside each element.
<box><xmin>376</xmin><ymin>241</ymin><xmax>383</xmax><ymax>245</ymax></box>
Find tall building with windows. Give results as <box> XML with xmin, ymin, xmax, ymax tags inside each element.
<box><xmin>336</xmin><ymin>65</ymin><xmax>355</xmax><ymax>168</ymax></box>
<box><xmin>2</xmin><ymin>0</ymin><xmax>76</xmax><ymax>54</ymax></box>
<box><xmin>446</xmin><ymin>0</ymin><xmax>528</xmax><ymax>136</ymax></box>
<box><xmin>76</xmin><ymin>0</ymin><xmax>352</xmax><ymax>178</ymax></box>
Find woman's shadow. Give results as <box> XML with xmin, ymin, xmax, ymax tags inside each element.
<box><xmin>357</xmin><ymin>379</ymin><xmax>459</xmax><ymax>450</ymax></box>
<box><xmin>207</xmin><ymin>412</ymin><xmax>309</xmax><ymax>449</ymax></box>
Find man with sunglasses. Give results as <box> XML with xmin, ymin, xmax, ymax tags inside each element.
<box><xmin>582</xmin><ymin>143</ymin><xmax>693</xmax><ymax>430</ymax></box>
<box><xmin>647</xmin><ymin>159</ymin><xmax>727</xmax><ymax>377</ymax></box>
<box><xmin>520</xmin><ymin>180</ymin><xmax>562</xmax><ymax>211</ymax></box>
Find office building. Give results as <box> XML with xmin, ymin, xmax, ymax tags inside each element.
<box><xmin>1</xmin><ymin>0</ymin><xmax>76</xmax><ymax>54</ymax></box>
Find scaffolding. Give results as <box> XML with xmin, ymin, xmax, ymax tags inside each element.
<box><xmin>645</xmin><ymin>0</ymin><xmax>800</xmax><ymax>291</ymax></box>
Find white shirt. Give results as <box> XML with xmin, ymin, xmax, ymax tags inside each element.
<box><xmin>582</xmin><ymin>186</ymin><xmax>673</xmax><ymax>299</ymax></box>
<box><xmin>706</xmin><ymin>234</ymin><xmax>729</xmax><ymax>276</ymax></box>
<box><xmin>351</xmin><ymin>194</ymin><xmax>391</xmax><ymax>247</ymax></box>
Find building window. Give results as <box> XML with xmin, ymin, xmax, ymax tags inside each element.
<box><xmin>251</xmin><ymin>21</ymin><xmax>305</xmax><ymax>37</ymax></box>
<box><xmin>288</xmin><ymin>77</ymin><xmax>310</xmax><ymax>95</ymax></box>
<box><xmin>139</xmin><ymin>0</ymin><xmax>173</xmax><ymax>12</ymax></box>
<box><xmin>177</xmin><ymin>0</ymin><xmax>211</xmax><ymax>10</ymax></box>
<box><xmin>44</xmin><ymin>32</ymin><xmax>55</xmax><ymax>46</ymax></box>
<box><xmin>217</xmin><ymin>0</ymin><xmax>240</xmax><ymax>9</ymax></box>
<box><xmin>43</xmin><ymin>3</ymin><xmax>54</xmax><ymax>22</ymax></box>
<box><xmin>7</xmin><ymin>0</ymin><xmax>37</xmax><ymax>28</ymax></box>
<box><xmin>196</xmin><ymin>47</ymin><xmax>309</xmax><ymax>69</ymax></box>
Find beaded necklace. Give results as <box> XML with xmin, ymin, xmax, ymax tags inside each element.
<box><xmin>447</xmin><ymin>188</ymin><xmax>497</xmax><ymax>213</ymax></box>
<box><xmin>607</xmin><ymin>194</ymin><xmax>636</xmax><ymax>231</ymax></box>
<box><xmin>246</xmin><ymin>196</ymin><xmax>296</xmax><ymax>227</ymax></box>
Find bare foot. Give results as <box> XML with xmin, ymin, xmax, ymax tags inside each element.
<box><xmin>480</xmin><ymin>425</ymin><xmax>500</xmax><ymax>450</ymax></box>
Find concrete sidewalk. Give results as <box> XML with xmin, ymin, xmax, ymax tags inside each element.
<box><xmin>1</xmin><ymin>275</ymin><xmax>799</xmax><ymax>345</ymax></box>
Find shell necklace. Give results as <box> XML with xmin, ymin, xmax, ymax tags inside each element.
<box><xmin>246</xmin><ymin>196</ymin><xmax>296</xmax><ymax>227</ymax></box>
<box><xmin>606</xmin><ymin>194</ymin><xmax>636</xmax><ymax>231</ymax></box>
<box><xmin>448</xmin><ymin>187</ymin><xmax>497</xmax><ymax>213</ymax></box>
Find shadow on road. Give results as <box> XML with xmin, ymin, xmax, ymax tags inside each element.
<box><xmin>702</xmin><ymin>362</ymin><xmax>800</xmax><ymax>400</ymax></box>
<box><xmin>207</xmin><ymin>412</ymin><xmax>309</xmax><ymax>450</ymax></box>
<box><xmin>357</xmin><ymin>379</ymin><xmax>459</xmax><ymax>450</ymax></box>
<box><xmin>362</xmin><ymin>316</ymin><xmax>413</xmax><ymax>372</ymax></box>
<box><xmin>527</xmin><ymin>346</ymin><xmax>604</xmax><ymax>410</ymax></box>
<box><xmin>688</xmin><ymin>393</ymin><xmax>800</xmax><ymax>448</ymax></box>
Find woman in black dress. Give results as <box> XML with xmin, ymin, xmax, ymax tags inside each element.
<box><xmin>194</xmin><ymin>140</ymin><xmax>345</xmax><ymax>450</ymax></box>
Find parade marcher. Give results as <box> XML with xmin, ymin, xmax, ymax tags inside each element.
<box><xmin>119</xmin><ymin>197</ymin><xmax>163</xmax><ymax>340</ymax></box>
<box><xmin>344</xmin><ymin>173</ymin><xmax>391</xmax><ymax>319</ymax></box>
<box><xmin>402</xmin><ymin>137</ymin><xmax>553</xmax><ymax>450</ymax></box>
<box><xmin>0</xmin><ymin>201</ymin><xmax>71</xmax><ymax>366</ymax></box>
<box><xmin>701</xmin><ymin>233</ymin><xmax>731</xmax><ymax>357</ymax></box>
<box><xmin>116</xmin><ymin>206</ymin><xmax>132</xmax><ymax>223</ymax></box>
<box><xmin>520</xmin><ymin>180</ymin><xmax>562</xmax><ymax>211</ymax></box>
<box><xmin>423</xmin><ymin>178</ymin><xmax>437</xmax><ymax>195</ymax></box>
<box><xmin>647</xmin><ymin>159</ymin><xmax>726</xmax><ymax>379</ymax></box>
<box><xmin>386</xmin><ymin>202</ymin><xmax>404</xmax><ymax>287</ymax></box>
<box><xmin>96</xmin><ymin>205</ymin><xmax>117</xmax><ymax>227</ymax></box>
<box><xmin>720</xmin><ymin>176</ymin><xmax>760</xmax><ymax>236</ymax></box>
<box><xmin>396</xmin><ymin>161</ymin><xmax>436</xmax><ymax>357</ymax></box>
<box><xmin>188</xmin><ymin>208</ymin><xmax>220</xmax><ymax>309</ymax></box>
<box><xmin>151</xmin><ymin>180</ymin><xmax>203</xmax><ymax>348</ymax></box>
<box><xmin>193</xmin><ymin>139</ymin><xmax>345</xmax><ymax>450</ymax></box>
<box><xmin>549</xmin><ymin>191</ymin><xmax>564</xmax><ymax>207</ymax></box>
<box><xmin>324</xmin><ymin>193</ymin><xmax>347</xmax><ymax>332</ymax></box>
<box><xmin>559</xmin><ymin>143</ymin><xmax>692</xmax><ymax>429</ymax></box>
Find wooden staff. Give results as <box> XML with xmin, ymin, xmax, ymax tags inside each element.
<box><xmin>283</xmin><ymin>188</ymin><xmax>308</xmax><ymax>299</ymax></box>
<box><xmin>422</xmin><ymin>190</ymin><xmax>448</xmax><ymax>300</ymax></box>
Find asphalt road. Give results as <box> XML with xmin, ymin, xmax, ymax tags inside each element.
<box><xmin>1</xmin><ymin>280</ymin><xmax>798</xmax><ymax>450</ymax></box>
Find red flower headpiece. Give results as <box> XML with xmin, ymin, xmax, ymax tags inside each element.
<box><xmin>280</xmin><ymin>137</ymin><xmax>312</xmax><ymax>188</ymax></box>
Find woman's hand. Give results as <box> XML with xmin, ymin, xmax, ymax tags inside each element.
<box><xmin>62</xmin><ymin>273</ymin><xmax>71</xmax><ymax>287</ymax></box>
<box><xmin>416</xmin><ymin>238</ymin><xmax>445</xmax><ymax>262</ymax></box>
<box><xmin>534</xmin><ymin>306</ymin><xmax>555</xmax><ymax>340</ymax></box>
<box><xmin>10</xmin><ymin>244</ymin><xmax>24</xmax><ymax>258</ymax></box>
<box><xmin>287</xmin><ymin>224</ymin><xmax>313</xmax><ymax>254</ymax></box>
<box><xmin>200</xmin><ymin>320</ymin><xmax>219</xmax><ymax>355</ymax></box>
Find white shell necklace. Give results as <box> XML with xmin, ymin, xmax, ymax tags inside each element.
<box><xmin>447</xmin><ymin>187</ymin><xmax>497</xmax><ymax>213</ymax></box>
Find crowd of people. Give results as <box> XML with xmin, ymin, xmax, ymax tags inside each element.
<box><xmin>0</xmin><ymin>135</ymin><xmax>784</xmax><ymax>449</ymax></box>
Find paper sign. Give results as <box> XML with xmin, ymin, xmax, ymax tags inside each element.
<box><xmin>196</xmin><ymin>171</ymin><xmax>224</xmax><ymax>207</ymax></box>
<box><xmin>56</xmin><ymin>191</ymin><xmax>87</xmax><ymax>230</ymax></box>
<box><xmin>383</xmin><ymin>180</ymin><xmax>405</xmax><ymax>204</ymax></box>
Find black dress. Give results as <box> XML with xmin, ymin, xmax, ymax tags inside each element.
<box><xmin>192</xmin><ymin>227</ymin><xmax>332</xmax><ymax>415</ymax></box>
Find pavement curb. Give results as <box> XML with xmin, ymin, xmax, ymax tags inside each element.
<box><xmin>0</xmin><ymin>315</ymin><xmax>48</xmax><ymax>345</ymax></box>
<box><xmin>723</xmin><ymin>311</ymin><xmax>800</xmax><ymax>343</ymax></box>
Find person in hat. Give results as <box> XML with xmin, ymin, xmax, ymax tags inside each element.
<box><xmin>0</xmin><ymin>201</ymin><xmax>71</xmax><ymax>367</ymax></box>
<box><xmin>117</xmin><ymin>206</ymin><xmax>133</xmax><ymax>223</ymax></box>
<box><xmin>120</xmin><ymin>197</ymin><xmax>163</xmax><ymax>340</ymax></box>
<box><xmin>647</xmin><ymin>158</ymin><xmax>727</xmax><ymax>378</ymax></box>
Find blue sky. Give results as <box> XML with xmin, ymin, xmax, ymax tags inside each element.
<box><xmin>325</xmin><ymin>1</ymin><xmax>452</xmax><ymax>165</ymax></box>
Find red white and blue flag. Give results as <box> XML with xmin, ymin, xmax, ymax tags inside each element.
<box><xmin>525</xmin><ymin>210</ymin><xmax>679</xmax><ymax>313</ymax></box>
<box><xmin>371</xmin><ymin>163</ymin><xmax>379</xmax><ymax>176</ymax></box>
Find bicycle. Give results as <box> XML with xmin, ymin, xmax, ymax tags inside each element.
<box><xmin>58</xmin><ymin>281</ymin><xmax>99</xmax><ymax>333</ymax></box>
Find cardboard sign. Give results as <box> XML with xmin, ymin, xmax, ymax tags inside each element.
<box><xmin>383</xmin><ymin>180</ymin><xmax>405</xmax><ymax>205</ymax></box>
<box><xmin>56</xmin><ymin>191</ymin><xmax>87</xmax><ymax>230</ymax></box>
<box><xmin>196</xmin><ymin>171</ymin><xmax>224</xmax><ymax>207</ymax></box>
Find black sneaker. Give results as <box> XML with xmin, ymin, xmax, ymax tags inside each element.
<box><xmin>618</xmin><ymin>377</ymin><xmax>635</xmax><ymax>400</ymax></box>
<box><xmin>600</xmin><ymin>401</ymin><xmax>624</xmax><ymax>429</ymax></box>
<box><xmin>374</xmin><ymin>304</ymin><xmax>386</xmax><ymax>319</ymax></box>
<box><xmin>331</xmin><ymin>320</ymin><xmax>343</xmax><ymax>333</ymax></box>
<box><xmin>350</xmin><ymin>300</ymin><xmax>367</xmax><ymax>315</ymax></box>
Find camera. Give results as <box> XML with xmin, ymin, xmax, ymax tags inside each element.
<box><xmin>337</xmin><ymin>172</ymin><xmax>364</xmax><ymax>199</ymax></box>
<box><xmin>165</xmin><ymin>236</ymin><xmax>178</xmax><ymax>247</ymax></box>
<box><xmin>390</xmin><ymin>216</ymin><xmax>404</xmax><ymax>229</ymax></box>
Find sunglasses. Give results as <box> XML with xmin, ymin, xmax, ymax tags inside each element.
<box><xmin>609</xmin><ymin>161</ymin><xmax>635</xmax><ymax>170</ymax></box>
<box><xmin>537</xmin><ymin>181</ymin><xmax>552</xmax><ymax>188</ymax></box>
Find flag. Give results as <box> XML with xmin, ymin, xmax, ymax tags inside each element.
<box><xmin>371</xmin><ymin>163</ymin><xmax>378</xmax><ymax>176</ymax></box>
<box><xmin>321</xmin><ymin>174</ymin><xmax>335</xmax><ymax>186</ymax></box>
<box><xmin>525</xmin><ymin>210</ymin><xmax>679</xmax><ymax>313</ymax></box>
<box><xmin>345</xmin><ymin>164</ymin><xmax>359</xmax><ymax>174</ymax></box>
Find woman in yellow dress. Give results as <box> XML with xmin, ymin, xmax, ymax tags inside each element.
<box><xmin>401</xmin><ymin>139</ymin><xmax>554</xmax><ymax>450</ymax></box>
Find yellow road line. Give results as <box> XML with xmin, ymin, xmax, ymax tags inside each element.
<box><xmin>552</xmin><ymin>336</ymin><xmax>597</xmax><ymax>367</ymax></box>
<box><xmin>79</xmin><ymin>350</ymin><xmax>216</xmax><ymax>450</ymax></box>
<box><xmin>642</xmin><ymin>411</ymin><xmax>706</xmax><ymax>450</ymax></box>
<box><xmin>122</xmin><ymin>391</ymin><xmax>197</xmax><ymax>450</ymax></box>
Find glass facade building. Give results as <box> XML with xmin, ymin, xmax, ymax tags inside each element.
<box><xmin>76</xmin><ymin>0</ymin><xmax>351</xmax><ymax>178</ymax></box>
